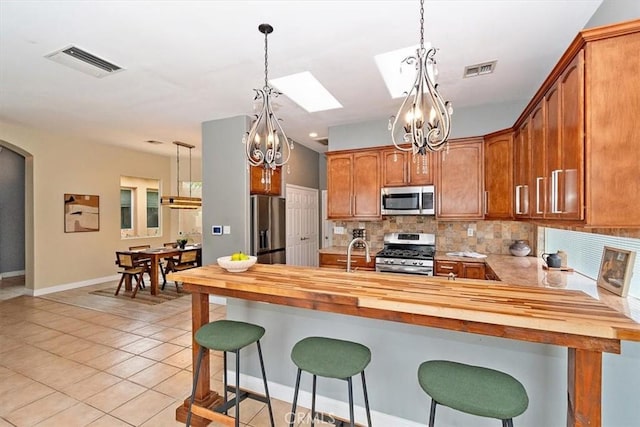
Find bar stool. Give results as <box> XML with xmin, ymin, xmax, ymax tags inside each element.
<box><xmin>417</xmin><ymin>360</ymin><xmax>529</xmax><ymax>427</ymax></box>
<box><xmin>289</xmin><ymin>336</ymin><xmax>372</xmax><ymax>427</ymax></box>
<box><xmin>186</xmin><ymin>320</ymin><xmax>275</xmax><ymax>427</ymax></box>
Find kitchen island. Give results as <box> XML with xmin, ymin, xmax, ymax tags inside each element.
<box><xmin>171</xmin><ymin>263</ymin><xmax>640</xmax><ymax>427</ymax></box>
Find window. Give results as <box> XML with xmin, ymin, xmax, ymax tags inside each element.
<box><xmin>545</xmin><ymin>228</ymin><xmax>640</xmax><ymax>298</ymax></box>
<box><xmin>120</xmin><ymin>176</ymin><xmax>160</xmax><ymax>238</ymax></box>
<box><xmin>146</xmin><ymin>189</ymin><xmax>159</xmax><ymax>228</ymax></box>
<box><xmin>120</xmin><ymin>189</ymin><xmax>133</xmax><ymax>230</ymax></box>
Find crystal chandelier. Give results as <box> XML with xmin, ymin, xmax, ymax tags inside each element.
<box><xmin>389</xmin><ymin>0</ymin><xmax>453</xmax><ymax>156</ymax></box>
<box><xmin>244</xmin><ymin>23</ymin><xmax>293</xmax><ymax>180</ymax></box>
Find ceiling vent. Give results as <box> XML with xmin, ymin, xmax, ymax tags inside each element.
<box><xmin>463</xmin><ymin>61</ymin><xmax>497</xmax><ymax>78</ymax></box>
<box><xmin>45</xmin><ymin>45</ymin><xmax>124</xmax><ymax>78</ymax></box>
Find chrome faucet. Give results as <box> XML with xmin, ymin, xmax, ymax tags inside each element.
<box><xmin>347</xmin><ymin>237</ymin><xmax>371</xmax><ymax>272</ymax></box>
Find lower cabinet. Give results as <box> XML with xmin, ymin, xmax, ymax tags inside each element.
<box><xmin>435</xmin><ymin>260</ymin><xmax>486</xmax><ymax>280</ymax></box>
<box><xmin>319</xmin><ymin>253</ymin><xmax>375</xmax><ymax>271</ymax></box>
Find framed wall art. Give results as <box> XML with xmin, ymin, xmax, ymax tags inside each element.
<box><xmin>597</xmin><ymin>246</ymin><xmax>636</xmax><ymax>297</ymax></box>
<box><xmin>64</xmin><ymin>194</ymin><xmax>100</xmax><ymax>232</ymax></box>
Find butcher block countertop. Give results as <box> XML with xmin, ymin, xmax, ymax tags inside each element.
<box><xmin>170</xmin><ymin>263</ymin><xmax>640</xmax><ymax>351</ymax></box>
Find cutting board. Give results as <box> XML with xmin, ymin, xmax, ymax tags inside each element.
<box><xmin>542</xmin><ymin>264</ymin><xmax>574</xmax><ymax>272</ymax></box>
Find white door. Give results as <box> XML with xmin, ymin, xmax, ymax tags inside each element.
<box><xmin>286</xmin><ymin>185</ymin><xmax>319</xmax><ymax>266</ymax></box>
<box><xmin>321</xmin><ymin>190</ymin><xmax>334</xmax><ymax>249</ymax></box>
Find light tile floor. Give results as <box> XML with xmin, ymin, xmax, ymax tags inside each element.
<box><xmin>0</xmin><ymin>278</ymin><xmax>318</xmax><ymax>427</ymax></box>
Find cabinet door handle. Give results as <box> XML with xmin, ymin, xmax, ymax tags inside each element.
<box><xmin>536</xmin><ymin>177</ymin><xmax>544</xmax><ymax>214</ymax></box>
<box><xmin>484</xmin><ymin>191</ymin><xmax>489</xmax><ymax>215</ymax></box>
<box><xmin>551</xmin><ymin>169</ymin><xmax>563</xmax><ymax>214</ymax></box>
<box><xmin>523</xmin><ymin>185</ymin><xmax>529</xmax><ymax>214</ymax></box>
<box><xmin>440</xmin><ymin>265</ymin><xmax>454</xmax><ymax>270</ymax></box>
<box><xmin>515</xmin><ymin>185</ymin><xmax>522</xmax><ymax>214</ymax></box>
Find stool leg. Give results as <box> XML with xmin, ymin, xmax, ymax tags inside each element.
<box><xmin>361</xmin><ymin>371</ymin><xmax>372</xmax><ymax>427</ymax></box>
<box><xmin>503</xmin><ymin>420</ymin><xmax>514</xmax><ymax>427</ymax></box>
<box><xmin>223</xmin><ymin>351</ymin><xmax>228</xmax><ymax>414</ymax></box>
<box><xmin>186</xmin><ymin>346</ymin><xmax>206</xmax><ymax>427</ymax></box>
<box><xmin>311</xmin><ymin>375</ymin><xmax>317</xmax><ymax>427</ymax></box>
<box><xmin>256</xmin><ymin>340</ymin><xmax>275</xmax><ymax>427</ymax></box>
<box><xmin>428</xmin><ymin>399</ymin><xmax>437</xmax><ymax>427</ymax></box>
<box><xmin>235</xmin><ymin>350</ymin><xmax>240</xmax><ymax>427</ymax></box>
<box><xmin>289</xmin><ymin>369</ymin><xmax>302</xmax><ymax>427</ymax></box>
<box><xmin>347</xmin><ymin>377</ymin><xmax>355</xmax><ymax>427</ymax></box>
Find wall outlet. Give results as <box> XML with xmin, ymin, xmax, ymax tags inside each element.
<box><xmin>223</xmin><ymin>225</ymin><xmax>231</xmax><ymax>234</ymax></box>
<box><xmin>467</xmin><ymin>227</ymin><xmax>474</xmax><ymax>237</ymax></box>
<box><xmin>334</xmin><ymin>226</ymin><xmax>345</xmax><ymax>235</ymax></box>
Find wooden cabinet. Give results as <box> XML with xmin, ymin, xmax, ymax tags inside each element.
<box><xmin>485</xmin><ymin>264</ymin><xmax>500</xmax><ymax>281</ymax></box>
<box><xmin>435</xmin><ymin>260</ymin><xmax>486</xmax><ymax>279</ymax></box>
<box><xmin>319</xmin><ymin>253</ymin><xmax>375</xmax><ymax>271</ymax></box>
<box><xmin>436</xmin><ymin>138</ymin><xmax>484</xmax><ymax>220</ymax></box>
<box><xmin>484</xmin><ymin>130</ymin><xmax>514</xmax><ymax>219</ymax></box>
<box><xmin>513</xmin><ymin>21</ymin><xmax>640</xmax><ymax>227</ymax></box>
<box><xmin>250</xmin><ymin>166</ymin><xmax>281</xmax><ymax>195</ymax></box>
<box><xmin>382</xmin><ymin>148</ymin><xmax>434</xmax><ymax>186</ymax></box>
<box><xmin>514</xmin><ymin>121</ymin><xmax>531</xmax><ymax>218</ymax></box>
<box><xmin>529</xmin><ymin>101</ymin><xmax>546</xmax><ymax>219</ymax></box>
<box><xmin>327</xmin><ymin>150</ymin><xmax>381</xmax><ymax>220</ymax></box>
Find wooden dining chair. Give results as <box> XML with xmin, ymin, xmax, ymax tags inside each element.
<box><xmin>164</xmin><ymin>249</ymin><xmax>199</xmax><ymax>292</ymax></box>
<box><xmin>115</xmin><ymin>252</ymin><xmax>146</xmax><ymax>298</ymax></box>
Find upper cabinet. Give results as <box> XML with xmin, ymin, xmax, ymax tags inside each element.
<box><xmin>250</xmin><ymin>166</ymin><xmax>282</xmax><ymax>196</ymax></box>
<box><xmin>381</xmin><ymin>147</ymin><xmax>434</xmax><ymax>187</ymax></box>
<box><xmin>484</xmin><ymin>130</ymin><xmax>514</xmax><ymax>219</ymax></box>
<box><xmin>327</xmin><ymin>150</ymin><xmax>381</xmax><ymax>220</ymax></box>
<box><xmin>514</xmin><ymin>21</ymin><xmax>640</xmax><ymax>226</ymax></box>
<box><xmin>514</xmin><ymin>120</ymin><xmax>531</xmax><ymax>218</ymax></box>
<box><xmin>436</xmin><ymin>138</ymin><xmax>484</xmax><ymax>220</ymax></box>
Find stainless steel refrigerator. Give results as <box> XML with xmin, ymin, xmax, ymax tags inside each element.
<box><xmin>250</xmin><ymin>195</ymin><xmax>286</xmax><ymax>264</ymax></box>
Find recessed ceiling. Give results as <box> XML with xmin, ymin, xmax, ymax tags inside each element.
<box><xmin>0</xmin><ymin>1</ymin><xmax>603</xmax><ymax>157</ymax></box>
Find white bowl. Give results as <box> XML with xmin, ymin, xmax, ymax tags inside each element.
<box><xmin>217</xmin><ymin>255</ymin><xmax>257</xmax><ymax>273</ymax></box>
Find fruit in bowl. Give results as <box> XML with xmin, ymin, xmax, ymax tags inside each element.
<box><xmin>217</xmin><ymin>253</ymin><xmax>257</xmax><ymax>273</ymax></box>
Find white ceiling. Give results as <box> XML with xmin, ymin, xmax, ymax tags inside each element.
<box><xmin>0</xmin><ymin>1</ymin><xmax>603</xmax><ymax>157</ymax></box>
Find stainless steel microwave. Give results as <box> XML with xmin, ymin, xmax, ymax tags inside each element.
<box><xmin>381</xmin><ymin>185</ymin><xmax>435</xmax><ymax>215</ymax></box>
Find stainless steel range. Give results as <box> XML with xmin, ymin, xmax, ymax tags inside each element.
<box><xmin>375</xmin><ymin>232</ymin><xmax>435</xmax><ymax>276</ymax></box>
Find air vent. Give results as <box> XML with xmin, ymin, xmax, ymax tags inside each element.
<box><xmin>463</xmin><ymin>61</ymin><xmax>497</xmax><ymax>78</ymax></box>
<box><xmin>45</xmin><ymin>45</ymin><xmax>124</xmax><ymax>78</ymax></box>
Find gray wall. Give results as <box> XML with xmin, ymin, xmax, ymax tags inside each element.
<box><xmin>285</xmin><ymin>141</ymin><xmax>320</xmax><ymax>189</ymax></box>
<box><xmin>201</xmin><ymin>116</ymin><xmax>251</xmax><ymax>264</ymax></box>
<box><xmin>327</xmin><ymin>100</ymin><xmax>527</xmax><ymax>152</ymax></box>
<box><xmin>586</xmin><ymin>0</ymin><xmax>640</xmax><ymax>28</ymax></box>
<box><xmin>0</xmin><ymin>146</ymin><xmax>25</xmax><ymax>274</ymax></box>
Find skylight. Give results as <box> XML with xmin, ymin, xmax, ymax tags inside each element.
<box><xmin>270</xmin><ymin>71</ymin><xmax>342</xmax><ymax>113</ymax></box>
<box><xmin>375</xmin><ymin>44</ymin><xmax>423</xmax><ymax>99</ymax></box>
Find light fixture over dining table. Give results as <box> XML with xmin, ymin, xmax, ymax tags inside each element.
<box><xmin>243</xmin><ymin>23</ymin><xmax>293</xmax><ymax>184</ymax></box>
<box><xmin>160</xmin><ymin>141</ymin><xmax>202</xmax><ymax>209</ymax></box>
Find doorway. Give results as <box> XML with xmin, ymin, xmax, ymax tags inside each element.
<box><xmin>285</xmin><ymin>185</ymin><xmax>319</xmax><ymax>267</ymax></box>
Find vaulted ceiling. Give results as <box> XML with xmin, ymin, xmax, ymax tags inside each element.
<box><xmin>0</xmin><ymin>1</ymin><xmax>604</xmax><ymax>157</ymax></box>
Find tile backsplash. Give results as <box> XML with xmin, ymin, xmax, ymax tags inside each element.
<box><xmin>331</xmin><ymin>217</ymin><xmax>535</xmax><ymax>255</ymax></box>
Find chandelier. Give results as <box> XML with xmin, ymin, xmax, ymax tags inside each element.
<box><xmin>160</xmin><ymin>141</ymin><xmax>202</xmax><ymax>209</ymax></box>
<box><xmin>389</xmin><ymin>0</ymin><xmax>453</xmax><ymax>156</ymax></box>
<box><xmin>244</xmin><ymin>23</ymin><xmax>293</xmax><ymax>180</ymax></box>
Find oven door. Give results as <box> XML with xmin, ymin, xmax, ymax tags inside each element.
<box><xmin>375</xmin><ymin>263</ymin><xmax>434</xmax><ymax>276</ymax></box>
<box><xmin>381</xmin><ymin>187</ymin><xmax>421</xmax><ymax>215</ymax></box>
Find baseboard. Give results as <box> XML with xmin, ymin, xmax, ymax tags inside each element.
<box><xmin>228</xmin><ymin>371</ymin><xmax>422</xmax><ymax>427</ymax></box>
<box><xmin>29</xmin><ymin>275</ymin><xmax>120</xmax><ymax>296</ymax></box>
<box><xmin>0</xmin><ymin>270</ymin><xmax>25</xmax><ymax>279</ymax></box>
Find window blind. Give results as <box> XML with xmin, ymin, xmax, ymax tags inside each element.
<box><xmin>545</xmin><ymin>228</ymin><xmax>640</xmax><ymax>298</ymax></box>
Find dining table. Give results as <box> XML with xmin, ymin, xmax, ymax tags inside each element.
<box><xmin>128</xmin><ymin>245</ymin><xmax>202</xmax><ymax>295</ymax></box>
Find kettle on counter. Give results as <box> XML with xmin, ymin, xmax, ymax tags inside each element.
<box><xmin>542</xmin><ymin>252</ymin><xmax>562</xmax><ymax>268</ymax></box>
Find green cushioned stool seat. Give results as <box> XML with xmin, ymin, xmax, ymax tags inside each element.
<box><xmin>186</xmin><ymin>320</ymin><xmax>274</xmax><ymax>427</ymax></box>
<box><xmin>418</xmin><ymin>360</ymin><xmax>528</xmax><ymax>427</ymax></box>
<box><xmin>289</xmin><ymin>336</ymin><xmax>372</xmax><ymax>427</ymax></box>
<box><xmin>291</xmin><ymin>336</ymin><xmax>371</xmax><ymax>379</ymax></box>
<box><xmin>195</xmin><ymin>320</ymin><xmax>265</xmax><ymax>352</ymax></box>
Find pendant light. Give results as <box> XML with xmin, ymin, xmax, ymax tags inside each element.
<box><xmin>243</xmin><ymin>23</ymin><xmax>293</xmax><ymax>181</ymax></box>
<box><xmin>160</xmin><ymin>141</ymin><xmax>202</xmax><ymax>209</ymax></box>
<box><xmin>389</xmin><ymin>0</ymin><xmax>453</xmax><ymax>156</ymax></box>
